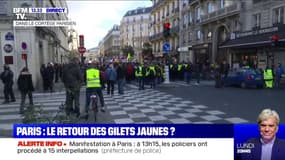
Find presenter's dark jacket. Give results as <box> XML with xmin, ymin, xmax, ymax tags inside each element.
<box><xmin>239</xmin><ymin>138</ymin><xmax>285</xmax><ymax>160</ymax></box>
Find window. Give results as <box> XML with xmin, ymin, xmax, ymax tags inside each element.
<box><xmin>188</xmin><ymin>12</ymin><xmax>193</xmax><ymax>24</ymax></box>
<box><xmin>220</xmin><ymin>0</ymin><xmax>225</xmax><ymax>9</ymax></box>
<box><xmin>233</xmin><ymin>19</ymin><xmax>239</xmax><ymax>31</ymax></box>
<box><xmin>133</xmin><ymin>17</ymin><xmax>136</xmax><ymax>22</ymax></box>
<box><xmin>197</xmin><ymin>30</ymin><xmax>201</xmax><ymax>40</ymax></box>
<box><xmin>196</xmin><ymin>7</ymin><xmax>201</xmax><ymax>22</ymax></box>
<box><xmin>273</xmin><ymin>7</ymin><xmax>284</xmax><ymax>24</ymax></box>
<box><xmin>207</xmin><ymin>31</ymin><xmax>212</xmax><ymax>39</ymax></box>
<box><xmin>183</xmin><ymin>14</ymin><xmax>187</xmax><ymax>25</ymax></box>
<box><xmin>253</xmin><ymin>13</ymin><xmax>261</xmax><ymax>28</ymax></box>
<box><xmin>141</xmin><ymin>16</ymin><xmax>143</xmax><ymax>22</ymax></box>
<box><xmin>207</xmin><ymin>2</ymin><xmax>214</xmax><ymax>13</ymax></box>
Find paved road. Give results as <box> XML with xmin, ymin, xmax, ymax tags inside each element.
<box><xmin>0</xmin><ymin>80</ymin><xmax>252</xmax><ymax>137</ymax></box>
<box><xmin>2</xmin><ymin>80</ymin><xmax>284</xmax><ymax>137</ymax></box>
<box><xmin>159</xmin><ymin>80</ymin><xmax>285</xmax><ymax>123</ymax></box>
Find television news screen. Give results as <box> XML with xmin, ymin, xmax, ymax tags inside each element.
<box><xmin>0</xmin><ymin>0</ymin><xmax>285</xmax><ymax>159</ymax></box>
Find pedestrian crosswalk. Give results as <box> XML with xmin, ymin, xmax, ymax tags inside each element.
<box><xmin>108</xmin><ymin>83</ymin><xmax>249</xmax><ymax>124</ymax></box>
<box><xmin>0</xmin><ymin>91</ymin><xmax>66</xmax><ymax>131</ymax></box>
<box><xmin>0</xmin><ymin>82</ymin><xmax>250</xmax><ymax>137</ymax></box>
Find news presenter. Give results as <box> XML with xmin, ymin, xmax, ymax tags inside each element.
<box><xmin>240</xmin><ymin>108</ymin><xmax>285</xmax><ymax>160</ymax></box>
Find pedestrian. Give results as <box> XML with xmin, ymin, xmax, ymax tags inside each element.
<box><xmin>17</xmin><ymin>67</ymin><xmax>34</xmax><ymax>114</ymax></box>
<box><xmin>62</xmin><ymin>57</ymin><xmax>83</xmax><ymax>117</ymax></box>
<box><xmin>135</xmin><ymin>62</ymin><xmax>146</xmax><ymax>90</ymax></box>
<box><xmin>214</xmin><ymin>62</ymin><xmax>223</xmax><ymax>88</ymax></box>
<box><xmin>146</xmin><ymin>63</ymin><xmax>156</xmax><ymax>89</ymax></box>
<box><xmin>184</xmin><ymin>62</ymin><xmax>193</xmax><ymax>84</ymax></box>
<box><xmin>195</xmin><ymin>60</ymin><xmax>203</xmax><ymax>85</ymax></box>
<box><xmin>105</xmin><ymin>63</ymin><xmax>117</xmax><ymax>96</ymax></box>
<box><xmin>116</xmin><ymin>61</ymin><xmax>126</xmax><ymax>94</ymax></box>
<box><xmin>46</xmin><ymin>62</ymin><xmax>55</xmax><ymax>92</ymax></box>
<box><xmin>0</xmin><ymin>64</ymin><xmax>16</xmax><ymax>104</ymax></box>
<box><xmin>40</xmin><ymin>64</ymin><xmax>48</xmax><ymax>91</ymax></box>
<box><xmin>275</xmin><ymin>63</ymin><xmax>284</xmax><ymax>88</ymax></box>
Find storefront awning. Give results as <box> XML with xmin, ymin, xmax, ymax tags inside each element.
<box><xmin>219</xmin><ymin>25</ymin><xmax>285</xmax><ymax>49</ymax></box>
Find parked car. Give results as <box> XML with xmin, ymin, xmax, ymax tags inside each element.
<box><xmin>223</xmin><ymin>68</ymin><xmax>264</xmax><ymax>89</ymax></box>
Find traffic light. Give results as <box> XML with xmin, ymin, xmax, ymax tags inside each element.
<box><xmin>163</xmin><ymin>22</ymin><xmax>171</xmax><ymax>38</ymax></box>
<box><xmin>79</xmin><ymin>35</ymin><xmax>84</xmax><ymax>47</ymax></box>
<box><xmin>271</xmin><ymin>35</ymin><xmax>279</xmax><ymax>47</ymax></box>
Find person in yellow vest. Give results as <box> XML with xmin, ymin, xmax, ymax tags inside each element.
<box><xmin>135</xmin><ymin>63</ymin><xmax>146</xmax><ymax>90</ymax></box>
<box><xmin>146</xmin><ymin>63</ymin><xmax>156</xmax><ymax>89</ymax></box>
<box><xmin>263</xmin><ymin>66</ymin><xmax>273</xmax><ymax>88</ymax></box>
<box><xmin>177</xmin><ymin>63</ymin><xmax>183</xmax><ymax>80</ymax></box>
<box><xmin>84</xmin><ymin>61</ymin><xmax>105</xmax><ymax>119</ymax></box>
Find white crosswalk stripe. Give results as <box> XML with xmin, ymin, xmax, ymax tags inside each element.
<box><xmin>0</xmin><ymin>92</ymin><xmax>65</xmax><ymax>131</ymax></box>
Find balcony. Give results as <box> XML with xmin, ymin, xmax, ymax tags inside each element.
<box><xmin>149</xmin><ymin>33</ymin><xmax>163</xmax><ymax>41</ymax></box>
<box><xmin>201</xmin><ymin>3</ymin><xmax>241</xmax><ymax>24</ymax></box>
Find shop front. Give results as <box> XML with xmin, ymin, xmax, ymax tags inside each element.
<box><xmin>220</xmin><ymin>24</ymin><xmax>285</xmax><ymax>70</ymax></box>
<box><xmin>192</xmin><ymin>43</ymin><xmax>212</xmax><ymax>63</ymax></box>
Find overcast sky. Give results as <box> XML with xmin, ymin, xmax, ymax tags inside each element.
<box><xmin>67</xmin><ymin>0</ymin><xmax>152</xmax><ymax>49</ymax></box>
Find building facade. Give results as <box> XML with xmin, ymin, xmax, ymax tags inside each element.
<box><xmin>150</xmin><ymin>0</ymin><xmax>180</xmax><ymax>62</ymax></box>
<box><xmin>101</xmin><ymin>25</ymin><xmax>120</xmax><ymax>59</ymax></box>
<box><xmin>220</xmin><ymin>0</ymin><xmax>285</xmax><ymax>70</ymax></box>
<box><xmin>0</xmin><ymin>0</ymin><xmax>69</xmax><ymax>89</ymax></box>
<box><xmin>176</xmin><ymin>0</ymin><xmax>241</xmax><ymax>64</ymax></box>
<box><xmin>120</xmin><ymin>7</ymin><xmax>152</xmax><ymax>62</ymax></box>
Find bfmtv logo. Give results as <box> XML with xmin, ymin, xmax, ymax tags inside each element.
<box><xmin>236</xmin><ymin>143</ymin><xmax>255</xmax><ymax>153</ymax></box>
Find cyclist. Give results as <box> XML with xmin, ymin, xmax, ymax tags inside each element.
<box><xmin>84</xmin><ymin>61</ymin><xmax>105</xmax><ymax>119</ymax></box>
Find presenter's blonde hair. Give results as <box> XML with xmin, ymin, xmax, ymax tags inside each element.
<box><xmin>257</xmin><ymin>108</ymin><xmax>280</xmax><ymax>125</ymax></box>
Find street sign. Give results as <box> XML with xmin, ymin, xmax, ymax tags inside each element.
<box><xmin>163</xmin><ymin>42</ymin><xmax>170</xmax><ymax>54</ymax></box>
<box><xmin>5</xmin><ymin>32</ymin><xmax>14</xmax><ymax>41</ymax></box>
<box><xmin>21</xmin><ymin>42</ymin><xmax>27</xmax><ymax>50</ymax></box>
<box><xmin>78</xmin><ymin>46</ymin><xmax>86</xmax><ymax>54</ymax></box>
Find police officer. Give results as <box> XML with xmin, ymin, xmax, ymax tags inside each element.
<box><xmin>84</xmin><ymin>61</ymin><xmax>105</xmax><ymax>119</ymax></box>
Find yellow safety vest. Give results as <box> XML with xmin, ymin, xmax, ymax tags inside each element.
<box><xmin>86</xmin><ymin>68</ymin><xmax>101</xmax><ymax>88</ymax></box>
<box><xmin>146</xmin><ymin>66</ymin><xmax>156</xmax><ymax>76</ymax></box>
<box><xmin>135</xmin><ymin>66</ymin><xmax>143</xmax><ymax>77</ymax></box>
<box><xmin>177</xmin><ymin>64</ymin><xmax>182</xmax><ymax>71</ymax></box>
<box><xmin>263</xmin><ymin>69</ymin><xmax>273</xmax><ymax>80</ymax></box>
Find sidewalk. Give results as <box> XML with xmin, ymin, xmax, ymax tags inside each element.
<box><xmin>160</xmin><ymin>80</ymin><xmax>215</xmax><ymax>87</ymax></box>
<box><xmin>0</xmin><ymin>82</ymin><xmax>65</xmax><ymax>100</ymax></box>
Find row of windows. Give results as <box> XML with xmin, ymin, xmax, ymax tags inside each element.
<box><xmin>124</xmin><ymin>24</ymin><xmax>147</xmax><ymax>32</ymax></box>
<box><xmin>253</xmin><ymin>6</ymin><xmax>285</xmax><ymax>28</ymax></box>
<box><xmin>125</xmin><ymin>15</ymin><xmax>151</xmax><ymax>23</ymax></box>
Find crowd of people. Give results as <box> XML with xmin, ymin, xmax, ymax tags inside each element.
<box><xmin>0</xmin><ymin>58</ymin><xmax>284</xmax><ymax>117</ymax></box>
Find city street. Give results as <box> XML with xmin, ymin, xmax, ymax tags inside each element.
<box><xmin>1</xmin><ymin>80</ymin><xmax>284</xmax><ymax>137</ymax></box>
